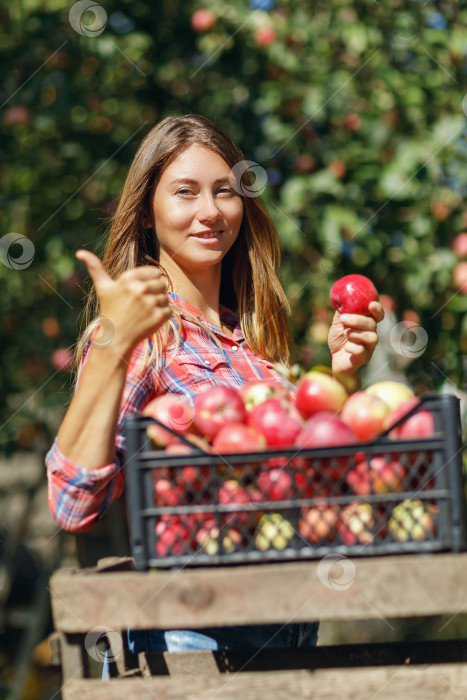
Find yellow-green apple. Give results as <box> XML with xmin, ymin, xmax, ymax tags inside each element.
<box><xmin>388</xmin><ymin>499</ymin><xmax>437</xmax><ymax>542</ymax></box>
<box><xmin>365</xmin><ymin>381</ymin><xmax>414</xmax><ymax>412</ymax></box>
<box><xmin>338</xmin><ymin>502</ymin><xmax>374</xmax><ymax>545</ymax></box>
<box><xmin>240</xmin><ymin>381</ymin><xmax>289</xmax><ymax>413</ymax></box>
<box><xmin>255</xmin><ymin>513</ymin><xmax>294</xmax><ymax>551</ymax></box>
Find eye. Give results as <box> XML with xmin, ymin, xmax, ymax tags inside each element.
<box><xmin>217</xmin><ymin>186</ymin><xmax>235</xmax><ymax>195</ymax></box>
<box><xmin>177</xmin><ymin>188</ymin><xmax>194</xmax><ymax>196</ymax></box>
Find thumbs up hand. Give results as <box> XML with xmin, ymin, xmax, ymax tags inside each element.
<box><xmin>76</xmin><ymin>250</ymin><xmax>172</xmax><ymax>359</ymax></box>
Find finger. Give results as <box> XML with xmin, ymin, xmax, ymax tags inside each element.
<box><xmin>153</xmin><ymin>293</ymin><xmax>171</xmax><ymax>308</ymax></box>
<box><xmin>140</xmin><ymin>279</ymin><xmax>170</xmax><ymax>296</ymax></box>
<box><xmin>344</xmin><ymin>341</ymin><xmax>369</xmax><ymax>357</ymax></box>
<box><xmin>125</xmin><ymin>266</ymin><xmax>168</xmax><ymax>284</ymax></box>
<box><xmin>368</xmin><ymin>301</ymin><xmax>385</xmax><ymax>323</ymax></box>
<box><xmin>340</xmin><ymin>313</ymin><xmax>377</xmax><ymax>331</ymax></box>
<box><xmin>346</xmin><ymin>330</ymin><xmax>378</xmax><ymax>347</ymax></box>
<box><xmin>76</xmin><ymin>250</ymin><xmax>113</xmax><ymax>290</ymax></box>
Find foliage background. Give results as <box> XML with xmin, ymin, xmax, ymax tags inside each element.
<box><xmin>1</xmin><ymin>0</ymin><xmax>467</xmax><ymax>455</ymax></box>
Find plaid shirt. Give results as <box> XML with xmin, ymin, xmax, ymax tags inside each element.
<box><xmin>46</xmin><ymin>292</ymin><xmax>295</xmax><ymax>533</ymax></box>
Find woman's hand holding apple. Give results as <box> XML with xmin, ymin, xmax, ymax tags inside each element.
<box><xmin>327</xmin><ymin>275</ymin><xmax>384</xmax><ymax>380</ymax></box>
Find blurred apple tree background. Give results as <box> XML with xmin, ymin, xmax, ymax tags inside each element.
<box><xmin>1</xmin><ymin>0</ymin><xmax>467</xmax><ymax>455</ymax></box>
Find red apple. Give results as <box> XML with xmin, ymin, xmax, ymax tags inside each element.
<box><xmin>3</xmin><ymin>106</ymin><xmax>30</xmax><ymax>126</ymax></box>
<box><xmin>370</xmin><ymin>456</ymin><xmax>406</xmax><ymax>493</ymax></box>
<box><xmin>254</xmin><ymin>27</ymin><xmax>276</xmax><ymax>46</ymax></box>
<box><xmin>212</xmin><ymin>423</ymin><xmax>266</xmax><ymax>453</ymax></box>
<box><xmin>195</xmin><ymin>516</ymin><xmax>220</xmax><ymax>555</ymax></box>
<box><xmin>346</xmin><ymin>460</ymin><xmax>372</xmax><ymax>495</ymax></box>
<box><xmin>155</xmin><ymin>515</ymin><xmax>194</xmax><ymax>557</ymax></box>
<box><xmin>398</xmin><ymin>411</ymin><xmax>434</xmax><ymax>439</ymax></box>
<box><xmin>154</xmin><ymin>478</ymin><xmax>184</xmax><ymax>506</ymax></box>
<box><xmin>247</xmin><ymin>398</ymin><xmax>303</xmax><ymax>447</ymax></box>
<box><xmin>340</xmin><ymin>391</ymin><xmax>390</xmax><ymax>441</ymax></box>
<box><xmin>257</xmin><ymin>468</ymin><xmax>293</xmax><ymax>501</ymax></box>
<box><xmin>194</xmin><ymin>385</ymin><xmax>247</xmax><ymax>440</ymax></box>
<box><xmin>51</xmin><ymin>348</ymin><xmax>73</xmax><ymax>371</ymax></box>
<box><xmin>42</xmin><ymin>317</ymin><xmax>61</xmax><ymax>338</ymax></box>
<box><xmin>299</xmin><ymin>505</ymin><xmax>338</xmax><ymax>543</ymax></box>
<box><xmin>191</xmin><ymin>9</ymin><xmax>216</xmax><ymax>32</ymax></box>
<box><xmin>295</xmin><ymin>371</ymin><xmax>348</xmax><ymax>419</ymax></box>
<box><xmin>295</xmin><ymin>412</ymin><xmax>357</xmax><ymax>450</ymax></box>
<box><xmin>384</xmin><ymin>397</ymin><xmax>421</xmax><ymax>436</ymax></box>
<box><xmin>328</xmin><ymin>160</ymin><xmax>346</xmax><ymax>179</ymax></box>
<box><xmin>453</xmin><ymin>233</ymin><xmax>467</xmax><ymax>258</ymax></box>
<box><xmin>295</xmin><ymin>412</ymin><xmax>357</xmax><ymax>481</ymax></box>
<box><xmin>144</xmin><ymin>394</ymin><xmax>195</xmax><ymax>447</ymax></box>
<box><xmin>344</xmin><ymin>113</ymin><xmax>362</xmax><ymax>131</ymax></box>
<box><xmin>453</xmin><ymin>262</ymin><xmax>467</xmax><ymax>293</ymax></box>
<box><xmin>330</xmin><ymin>274</ymin><xmax>378</xmax><ymax>316</ymax></box>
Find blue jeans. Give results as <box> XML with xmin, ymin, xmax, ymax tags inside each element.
<box><xmin>102</xmin><ymin>622</ymin><xmax>319</xmax><ymax>679</ymax></box>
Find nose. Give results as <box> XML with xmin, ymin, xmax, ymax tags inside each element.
<box><xmin>197</xmin><ymin>191</ymin><xmax>221</xmax><ymax>224</ymax></box>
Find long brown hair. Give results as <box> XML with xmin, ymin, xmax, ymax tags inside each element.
<box><xmin>75</xmin><ymin>114</ymin><xmax>294</xmax><ymax>380</ymax></box>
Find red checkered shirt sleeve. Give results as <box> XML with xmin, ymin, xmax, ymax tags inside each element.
<box><xmin>45</xmin><ymin>337</ymin><xmax>157</xmax><ymax>533</ymax></box>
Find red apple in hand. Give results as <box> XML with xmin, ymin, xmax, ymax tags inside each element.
<box><xmin>330</xmin><ymin>274</ymin><xmax>378</xmax><ymax>316</ymax></box>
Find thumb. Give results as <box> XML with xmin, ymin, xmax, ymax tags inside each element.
<box><xmin>76</xmin><ymin>250</ymin><xmax>113</xmax><ymax>291</ymax></box>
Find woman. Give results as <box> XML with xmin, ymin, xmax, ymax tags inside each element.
<box><xmin>46</xmin><ymin>115</ymin><xmax>383</xmax><ymax>667</ymax></box>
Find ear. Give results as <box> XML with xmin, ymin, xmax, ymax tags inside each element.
<box><xmin>142</xmin><ymin>212</ymin><xmax>152</xmax><ymax>229</ymax></box>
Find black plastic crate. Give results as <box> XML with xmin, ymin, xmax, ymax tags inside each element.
<box><xmin>124</xmin><ymin>394</ymin><xmax>467</xmax><ymax>570</ymax></box>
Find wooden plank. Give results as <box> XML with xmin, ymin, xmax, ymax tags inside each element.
<box><xmin>56</xmin><ymin>632</ymin><xmax>88</xmax><ymax>681</ymax></box>
<box><xmin>163</xmin><ymin>650</ymin><xmax>220</xmax><ymax>677</ymax></box>
<box><xmin>50</xmin><ymin>553</ymin><xmax>467</xmax><ymax>632</ymax></box>
<box><xmin>62</xmin><ymin>663</ymin><xmax>467</xmax><ymax>700</ymax></box>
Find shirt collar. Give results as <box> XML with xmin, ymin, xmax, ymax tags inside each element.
<box><xmin>167</xmin><ymin>291</ymin><xmax>244</xmax><ymax>341</ymax></box>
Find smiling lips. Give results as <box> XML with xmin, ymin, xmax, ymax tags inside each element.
<box><xmin>191</xmin><ymin>230</ymin><xmax>223</xmax><ymax>238</ymax></box>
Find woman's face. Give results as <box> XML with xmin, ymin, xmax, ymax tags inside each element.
<box><xmin>150</xmin><ymin>144</ymin><xmax>244</xmax><ymax>276</ymax></box>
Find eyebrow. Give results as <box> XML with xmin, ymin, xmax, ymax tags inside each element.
<box><xmin>169</xmin><ymin>176</ymin><xmax>232</xmax><ymax>186</ymax></box>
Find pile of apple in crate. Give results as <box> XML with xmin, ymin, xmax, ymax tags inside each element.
<box><xmin>140</xmin><ymin>372</ymin><xmax>445</xmax><ymax>564</ymax></box>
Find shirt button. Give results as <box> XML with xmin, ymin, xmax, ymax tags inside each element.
<box><xmin>231</xmin><ymin>345</ymin><xmax>238</xmax><ymax>352</ymax></box>
<box><xmin>204</xmin><ymin>359</ymin><xmax>211</xmax><ymax>365</ymax></box>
